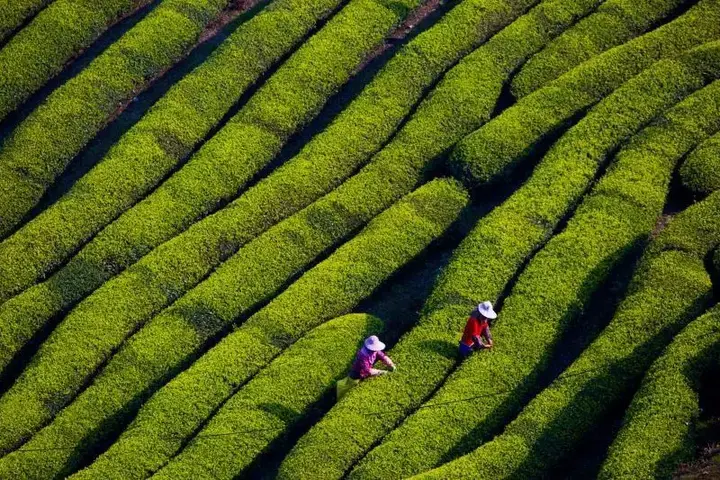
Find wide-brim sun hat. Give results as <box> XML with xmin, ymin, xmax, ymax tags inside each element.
<box><xmin>364</xmin><ymin>335</ymin><xmax>386</xmax><ymax>351</ymax></box>
<box><xmin>478</xmin><ymin>301</ymin><xmax>497</xmax><ymax>319</ymax></box>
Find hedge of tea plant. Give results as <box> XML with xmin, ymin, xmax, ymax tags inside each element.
<box><xmin>510</xmin><ymin>0</ymin><xmax>690</xmax><ymax>97</ymax></box>
<box><xmin>0</xmin><ymin>179</ymin><xmax>466</xmax><ymax>478</ymax></box>
<box><xmin>680</xmin><ymin>131</ymin><xmax>720</xmax><ymax>195</ymax></box>
<box><xmin>0</xmin><ymin>0</ymin><xmax>233</xmax><ymax>235</ymax></box>
<box><xmin>415</xmin><ymin>190</ymin><xmax>720</xmax><ymax>479</ymax></box>
<box><xmin>0</xmin><ymin>0</ymin><xmax>535</xmax><ymax>382</ymax></box>
<box><xmin>599</xmin><ymin>305</ymin><xmax>720</xmax><ymax>479</ymax></box>
<box><xmin>0</xmin><ymin>0</ymin><xmax>346</xmax><ymax>304</ymax></box>
<box><xmin>350</xmin><ymin>73</ymin><xmax>720</xmax><ymax>480</ymax></box>
<box><xmin>85</xmin><ymin>313</ymin><xmax>382</xmax><ymax>479</ymax></box>
<box><xmin>449</xmin><ymin>0</ymin><xmax>720</xmax><ymax>188</ymax></box>
<box><xmin>0</xmin><ymin>0</ymin><xmax>153</xmax><ymax>121</ymax></box>
<box><xmin>281</xmin><ymin>46</ymin><xmax>720</xmax><ymax>480</ymax></box>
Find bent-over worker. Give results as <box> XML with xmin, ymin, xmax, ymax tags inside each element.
<box><xmin>459</xmin><ymin>301</ymin><xmax>496</xmax><ymax>358</ymax></box>
<box><xmin>336</xmin><ymin>335</ymin><xmax>395</xmax><ymax>400</ymax></box>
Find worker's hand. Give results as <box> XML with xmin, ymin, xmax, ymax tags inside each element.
<box><xmin>390</xmin><ymin>364</ymin><xmax>397</xmax><ymax>372</ymax></box>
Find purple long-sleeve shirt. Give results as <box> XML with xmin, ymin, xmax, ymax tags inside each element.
<box><xmin>348</xmin><ymin>346</ymin><xmax>394</xmax><ymax>380</ymax></box>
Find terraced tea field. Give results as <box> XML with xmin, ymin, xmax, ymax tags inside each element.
<box><xmin>0</xmin><ymin>0</ymin><xmax>719</xmax><ymax>478</ymax></box>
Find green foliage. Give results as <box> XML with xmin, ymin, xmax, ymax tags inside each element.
<box><xmin>0</xmin><ymin>0</ymin><xmax>231</xmax><ymax>236</ymax></box>
<box><xmin>0</xmin><ymin>0</ymin><xmax>354</xmax><ymax>305</ymax></box>
<box><xmin>415</xmin><ymin>255</ymin><xmax>714</xmax><ymax>479</ymax></box>
<box><xmin>0</xmin><ymin>179</ymin><xmax>466</xmax><ymax>479</ymax></box>
<box><xmin>0</xmin><ymin>0</ymin><xmax>150</xmax><ymax>122</ymax></box>
<box><xmin>2</xmin><ymin>1</ymin><xmax>719</xmax><ymax>478</ymax></box>
<box><xmin>510</xmin><ymin>0</ymin><xmax>689</xmax><ymax>98</ymax></box>
<box><xmin>64</xmin><ymin>179</ymin><xmax>464</xmax><ymax>479</ymax></box>
<box><xmin>348</xmin><ymin>70</ymin><xmax>720</xmax><ymax>480</ymax></box>
<box><xmin>0</xmin><ymin>0</ymin><xmax>528</xmax><ymax>457</ymax></box>
<box><xmin>0</xmin><ymin>0</ymin><xmax>591</xmax><ymax>382</ymax></box>
<box><xmin>599</xmin><ymin>306</ymin><xmax>720</xmax><ymax>479</ymax></box>
<box><xmin>680</xmin><ymin>132</ymin><xmax>720</xmax><ymax>195</ymax></box>
<box><xmin>414</xmin><ymin>190</ymin><xmax>720</xmax><ymax>479</ymax></box>
<box><xmin>0</xmin><ymin>0</ymin><xmax>458</xmax><ymax>380</ymax></box>
<box><xmin>0</xmin><ymin>0</ymin><xmax>402</xmax><ymax>373</ymax></box>
<box><xmin>0</xmin><ymin>0</ymin><xmax>716</xmax><ymax>478</ymax></box>
<box><xmin>0</xmin><ymin>0</ymin><xmax>423</xmax><ymax>454</ymax></box>
<box><xmin>646</xmin><ymin>186</ymin><xmax>720</xmax><ymax>259</ymax></box>
<box><xmin>85</xmin><ymin>313</ymin><xmax>382</xmax><ymax>480</ymax></box>
<box><xmin>0</xmin><ymin>0</ymin><xmax>550</xmax><ymax>452</ymax></box>
<box><xmin>449</xmin><ymin>0</ymin><xmax>720</xmax><ymax>188</ymax></box>
<box><xmin>0</xmin><ymin>0</ymin><xmax>54</xmax><ymax>43</ymax></box>
<box><xmin>280</xmin><ymin>8</ymin><xmax>681</xmax><ymax>480</ymax></box>
<box><xmin>281</xmin><ymin>55</ymin><xmax>720</xmax><ymax>480</ymax></box>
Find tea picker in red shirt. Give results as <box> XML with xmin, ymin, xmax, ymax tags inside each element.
<box><xmin>336</xmin><ymin>335</ymin><xmax>396</xmax><ymax>400</ymax></box>
<box><xmin>459</xmin><ymin>301</ymin><xmax>497</xmax><ymax>358</ymax></box>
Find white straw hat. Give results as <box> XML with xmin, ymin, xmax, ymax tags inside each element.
<box><xmin>364</xmin><ymin>335</ymin><xmax>386</xmax><ymax>352</ymax></box>
<box><xmin>477</xmin><ymin>301</ymin><xmax>497</xmax><ymax>319</ymax></box>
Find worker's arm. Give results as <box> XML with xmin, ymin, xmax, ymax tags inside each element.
<box><xmin>482</xmin><ymin>327</ymin><xmax>493</xmax><ymax>348</ymax></box>
<box><xmin>472</xmin><ymin>334</ymin><xmax>487</xmax><ymax>349</ymax></box>
<box><xmin>377</xmin><ymin>351</ymin><xmax>396</xmax><ymax>371</ymax></box>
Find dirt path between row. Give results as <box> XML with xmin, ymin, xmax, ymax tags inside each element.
<box><xmin>107</xmin><ymin>0</ymin><xmax>263</xmax><ymax>125</ymax></box>
<box><xmin>355</xmin><ymin>0</ymin><xmax>445</xmax><ymax>73</ymax></box>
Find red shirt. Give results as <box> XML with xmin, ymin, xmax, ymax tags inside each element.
<box><xmin>461</xmin><ymin>316</ymin><xmax>491</xmax><ymax>347</ymax></box>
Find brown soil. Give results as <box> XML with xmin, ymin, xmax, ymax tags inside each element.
<box><xmin>199</xmin><ymin>0</ymin><xmax>259</xmax><ymax>44</ymax></box>
<box><xmin>651</xmin><ymin>213</ymin><xmax>674</xmax><ymax>238</ymax></box>
<box><xmin>674</xmin><ymin>445</ymin><xmax>720</xmax><ymax>479</ymax></box>
<box><xmin>354</xmin><ymin>0</ymin><xmax>445</xmax><ymax>73</ymax></box>
<box><xmin>392</xmin><ymin>0</ymin><xmax>445</xmax><ymax>39</ymax></box>
<box><xmin>111</xmin><ymin>0</ymin><xmax>442</xmax><ymax>128</ymax></box>
<box><xmin>107</xmin><ymin>0</ymin><xmax>261</xmax><ymax>125</ymax></box>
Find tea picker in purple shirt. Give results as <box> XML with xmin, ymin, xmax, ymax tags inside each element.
<box><xmin>336</xmin><ymin>335</ymin><xmax>396</xmax><ymax>400</ymax></box>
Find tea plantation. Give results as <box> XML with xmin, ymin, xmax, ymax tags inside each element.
<box><xmin>0</xmin><ymin>0</ymin><xmax>718</xmax><ymax>478</ymax></box>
